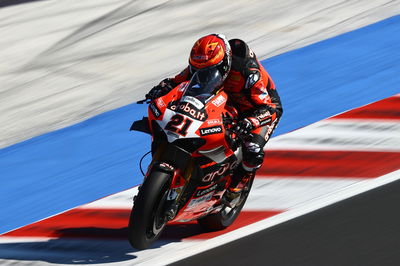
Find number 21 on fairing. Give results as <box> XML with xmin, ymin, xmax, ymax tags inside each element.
<box><xmin>165</xmin><ymin>114</ymin><xmax>193</xmax><ymax>136</ymax></box>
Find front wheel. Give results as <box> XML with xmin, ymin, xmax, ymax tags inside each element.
<box><xmin>128</xmin><ymin>170</ymin><xmax>170</xmax><ymax>250</ymax></box>
<box><xmin>198</xmin><ymin>177</ymin><xmax>254</xmax><ymax>231</ymax></box>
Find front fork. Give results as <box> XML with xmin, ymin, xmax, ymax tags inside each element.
<box><xmin>142</xmin><ymin>159</ymin><xmax>196</xmax><ymax>221</ymax></box>
<box><xmin>137</xmin><ymin>142</ymin><xmax>198</xmax><ymax>221</ymax></box>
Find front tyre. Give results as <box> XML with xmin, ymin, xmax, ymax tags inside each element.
<box><xmin>128</xmin><ymin>170</ymin><xmax>170</xmax><ymax>250</ymax></box>
<box><xmin>198</xmin><ymin>177</ymin><xmax>254</xmax><ymax>231</ymax></box>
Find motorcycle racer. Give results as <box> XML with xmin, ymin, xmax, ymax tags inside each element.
<box><xmin>146</xmin><ymin>34</ymin><xmax>283</xmax><ymax>202</ymax></box>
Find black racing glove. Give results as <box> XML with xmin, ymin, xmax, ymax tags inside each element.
<box><xmin>235</xmin><ymin>116</ymin><xmax>261</xmax><ymax>138</ymax></box>
<box><xmin>235</xmin><ymin>118</ymin><xmax>254</xmax><ymax>138</ymax></box>
<box><xmin>146</xmin><ymin>78</ymin><xmax>176</xmax><ymax>100</ymax></box>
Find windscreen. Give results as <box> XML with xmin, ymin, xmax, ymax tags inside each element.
<box><xmin>183</xmin><ymin>67</ymin><xmax>224</xmax><ymax>103</ymax></box>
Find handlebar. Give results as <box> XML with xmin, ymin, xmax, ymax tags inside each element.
<box><xmin>137</xmin><ymin>99</ymin><xmax>150</xmax><ymax>104</ymax></box>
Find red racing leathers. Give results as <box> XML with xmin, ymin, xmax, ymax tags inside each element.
<box><xmin>150</xmin><ymin>39</ymin><xmax>282</xmax><ymax>183</ymax></box>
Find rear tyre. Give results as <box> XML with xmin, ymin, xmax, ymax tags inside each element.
<box><xmin>198</xmin><ymin>177</ymin><xmax>254</xmax><ymax>230</ymax></box>
<box><xmin>128</xmin><ymin>170</ymin><xmax>170</xmax><ymax>250</ymax></box>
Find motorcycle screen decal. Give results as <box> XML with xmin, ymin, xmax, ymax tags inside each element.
<box><xmin>199</xmin><ymin>125</ymin><xmax>223</xmax><ymax>136</ymax></box>
<box><xmin>181</xmin><ymin>96</ymin><xmax>204</xmax><ymax>109</ymax></box>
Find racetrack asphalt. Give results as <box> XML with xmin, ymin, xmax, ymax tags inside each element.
<box><xmin>171</xmin><ymin>179</ymin><xmax>400</xmax><ymax>266</ymax></box>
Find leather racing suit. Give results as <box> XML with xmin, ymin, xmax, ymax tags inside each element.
<box><xmin>149</xmin><ymin>39</ymin><xmax>283</xmax><ymax>186</ymax></box>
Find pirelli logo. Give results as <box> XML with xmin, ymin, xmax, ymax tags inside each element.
<box><xmin>199</xmin><ymin>125</ymin><xmax>223</xmax><ymax>136</ymax></box>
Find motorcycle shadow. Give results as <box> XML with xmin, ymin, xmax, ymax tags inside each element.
<box><xmin>0</xmin><ymin>236</ymin><xmax>136</xmax><ymax>265</ymax></box>
<box><xmin>56</xmin><ymin>222</ymin><xmax>208</xmax><ymax>242</ymax></box>
<box><xmin>0</xmin><ymin>223</ymin><xmax>209</xmax><ymax>264</ymax></box>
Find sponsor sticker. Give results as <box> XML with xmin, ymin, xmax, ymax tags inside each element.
<box><xmin>212</xmin><ymin>94</ymin><xmax>226</xmax><ymax>107</ymax></box>
<box><xmin>156</xmin><ymin>98</ymin><xmax>166</xmax><ymax>108</ymax></box>
<box><xmin>202</xmin><ymin>161</ymin><xmax>237</xmax><ymax>182</ymax></box>
<box><xmin>195</xmin><ymin>184</ymin><xmax>218</xmax><ymax>197</ymax></box>
<box><xmin>181</xmin><ymin>96</ymin><xmax>204</xmax><ymax>109</ymax></box>
<box><xmin>149</xmin><ymin>103</ymin><xmax>161</xmax><ymax>118</ymax></box>
<box><xmin>207</xmin><ymin>119</ymin><xmax>221</xmax><ymax>126</ymax></box>
<box><xmin>257</xmin><ymin>111</ymin><xmax>271</xmax><ymax>121</ymax></box>
<box><xmin>186</xmin><ymin>193</ymin><xmax>213</xmax><ymax>209</ymax></box>
<box><xmin>169</xmin><ymin>101</ymin><xmax>207</xmax><ymax>121</ymax></box>
<box><xmin>248</xmin><ymin>117</ymin><xmax>260</xmax><ymax>128</ymax></box>
<box><xmin>199</xmin><ymin>125</ymin><xmax>223</xmax><ymax>136</ymax></box>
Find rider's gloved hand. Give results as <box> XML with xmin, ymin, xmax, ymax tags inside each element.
<box><xmin>235</xmin><ymin>118</ymin><xmax>257</xmax><ymax>137</ymax></box>
<box><xmin>146</xmin><ymin>85</ymin><xmax>164</xmax><ymax>100</ymax></box>
<box><xmin>146</xmin><ymin>78</ymin><xmax>176</xmax><ymax>100</ymax></box>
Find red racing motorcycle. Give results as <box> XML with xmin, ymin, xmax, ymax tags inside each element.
<box><xmin>128</xmin><ymin>68</ymin><xmax>254</xmax><ymax>250</ymax></box>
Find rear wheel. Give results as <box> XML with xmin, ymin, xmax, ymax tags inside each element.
<box><xmin>128</xmin><ymin>170</ymin><xmax>170</xmax><ymax>250</ymax></box>
<box><xmin>198</xmin><ymin>177</ymin><xmax>254</xmax><ymax>230</ymax></box>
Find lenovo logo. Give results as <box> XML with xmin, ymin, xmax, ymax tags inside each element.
<box><xmin>195</xmin><ymin>184</ymin><xmax>218</xmax><ymax>197</ymax></box>
<box><xmin>200</xmin><ymin>126</ymin><xmax>222</xmax><ymax>136</ymax></box>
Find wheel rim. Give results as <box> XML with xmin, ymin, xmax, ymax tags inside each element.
<box><xmin>145</xmin><ymin>186</ymin><xmax>169</xmax><ymax>239</ymax></box>
<box><xmin>221</xmin><ymin>181</ymin><xmax>252</xmax><ymax>221</ymax></box>
<box><xmin>221</xmin><ymin>205</ymin><xmax>237</xmax><ymax>220</ymax></box>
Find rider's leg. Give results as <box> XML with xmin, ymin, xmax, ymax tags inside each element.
<box><xmin>227</xmin><ymin>119</ymin><xmax>279</xmax><ymax>196</ymax></box>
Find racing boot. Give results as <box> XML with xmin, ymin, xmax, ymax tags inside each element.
<box><xmin>224</xmin><ymin>164</ymin><xmax>255</xmax><ymax>207</ymax></box>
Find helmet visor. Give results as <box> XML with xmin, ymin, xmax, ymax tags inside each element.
<box><xmin>183</xmin><ymin>67</ymin><xmax>224</xmax><ymax>103</ymax></box>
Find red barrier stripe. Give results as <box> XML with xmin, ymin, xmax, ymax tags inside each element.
<box><xmin>1</xmin><ymin>208</ymin><xmax>281</xmax><ymax>241</ymax></box>
<box><xmin>331</xmin><ymin>96</ymin><xmax>400</xmax><ymax>120</ymax></box>
<box><xmin>259</xmin><ymin>150</ymin><xmax>400</xmax><ymax>178</ymax></box>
